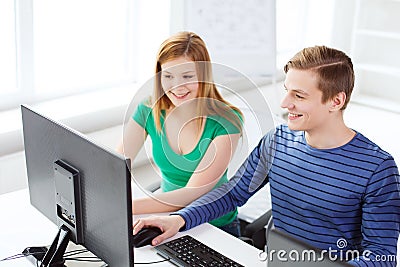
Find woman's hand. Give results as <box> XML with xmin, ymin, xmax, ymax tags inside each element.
<box><xmin>133</xmin><ymin>215</ymin><xmax>186</xmax><ymax>246</ymax></box>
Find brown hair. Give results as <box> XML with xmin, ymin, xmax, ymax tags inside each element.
<box><xmin>284</xmin><ymin>45</ymin><xmax>354</xmax><ymax>110</ymax></box>
<box><xmin>151</xmin><ymin>31</ymin><xmax>243</xmax><ymax>132</ymax></box>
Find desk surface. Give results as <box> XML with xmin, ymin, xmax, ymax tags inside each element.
<box><xmin>0</xmin><ymin>188</ymin><xmax>266</xmax><ymax>267</ymax></box>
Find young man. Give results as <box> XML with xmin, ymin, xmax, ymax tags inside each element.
<box><xmin>133</xmin><ymin>46</ymin><xmax>400</xmax><ymax>266</ymax></box>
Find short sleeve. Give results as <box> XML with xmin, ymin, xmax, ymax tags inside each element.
<box><xmin>132</xmin><ymin>101</ymin><xmax>152</xmax><ymax>129</ymax></box>
<box><xmin>213</xmin><ymin>110</ymin><xmax>243</xmax><ymax>137</ymax></box>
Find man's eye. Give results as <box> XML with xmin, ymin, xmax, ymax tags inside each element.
<box><xmin>295</xmin><ymin>94</ymin><xmax>304</xmax><ymax>99</ymax></box>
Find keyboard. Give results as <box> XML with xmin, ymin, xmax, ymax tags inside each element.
<box><xmin>155</xmin><ymin>235</ymin><xmax>244</xmax><ymax>267</ymax></box>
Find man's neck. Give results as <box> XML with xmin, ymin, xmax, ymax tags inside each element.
<box><xmin>304</xmin><ymin>119</ymin><xmax>356</xmax><ymax>149</ymax></box>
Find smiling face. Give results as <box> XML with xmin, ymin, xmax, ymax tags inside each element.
<box><xmin>160</xmin><ymin>57</ymin><xmax>199</xmax><ymax>108</ymax></box>
<box><xmin>280</xmin><ymin>69</ymin><xmax>333</xmax><ymax>133</ymax></box>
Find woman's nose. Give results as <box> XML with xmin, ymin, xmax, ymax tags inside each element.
<box><xmin>171</xmin><ymin>77</ymin><xmax>186</xmax><ymax>89</ymax></box>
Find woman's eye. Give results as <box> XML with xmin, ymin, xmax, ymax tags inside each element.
<box><xmin>163</xmin><ymin>75</ymin><xmax>172</xmax><ymax>79</ymax></box>
<box><xmin>295</xmin><ymin>94</ymin><xmax>304</xmax><ymax>99</ymax></box>
<box><xmin>183</xmin><ymin>75</ymin><xmax>194</xmax><ymax>79</ymax></box>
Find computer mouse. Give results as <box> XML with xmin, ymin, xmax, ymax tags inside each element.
<box><xmin>133</xmin><ymin>227</ymin><xmax>163</xmax><ymax>248</ymax></box>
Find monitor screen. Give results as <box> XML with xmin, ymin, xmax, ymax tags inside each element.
<box><xmin>21</xmin><ymin>105</ymin><xmax>134</xmax><ymax>267</ymax></box>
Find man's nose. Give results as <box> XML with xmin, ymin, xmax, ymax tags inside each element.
<box><xmin>280</xmin><ymin>93</ymin><xmax>290</xmax><ymax>109</ymax></box>
<box><xmin>281</xmin><ymin>94</ymin><xmax>296</xmax><ymax>110</ymax></box>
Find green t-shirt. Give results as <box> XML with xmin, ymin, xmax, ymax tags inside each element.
<box><xmin>132</xmin><ymin>101</ymin><xmax>241</xmax><ymax>227</ymax></box>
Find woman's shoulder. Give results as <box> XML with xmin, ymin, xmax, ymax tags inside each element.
<box><xmin>132</xmin><ymin>97</ymin><xmax>154</xmax><ymax>121</ymax></box>
<box><xmin>134</xmin><ymin>97</ymin><xmax>155</xmax><ymax>115</ymax></box>
<box><xmin>137</xmin><ymin>97</ymin><xmax>153</xmax><ymax>109</ymax></box>
<box><xmin>208</xmin><ymin>107</ymin><xmax>242</xmax><ymax>122</ymax></box>
<box><xmin>206</xmin><ymin>107</ymin><xmax>243</xmax><ymax>135</ymax></box>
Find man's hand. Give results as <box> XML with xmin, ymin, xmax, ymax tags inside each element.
<box><xmin>132</xmin><ymin>215</ymin><xmax>186</xmax><ymax>246</ymax></box>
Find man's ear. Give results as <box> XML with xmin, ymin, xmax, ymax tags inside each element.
<box><xmin>329</xmin><ymin>92</ymin><xmax>346</xmax><ymax>111</ymax></box>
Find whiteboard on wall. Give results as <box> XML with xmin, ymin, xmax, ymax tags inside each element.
<box><xmin>172</xmin><ymin>0</ymin><xmax>276</xmax><ymax>79</ymax></box>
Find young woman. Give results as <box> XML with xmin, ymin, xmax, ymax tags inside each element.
<box><xmin>117</xmin><ymin>31</ymin><xmax>243</xmax><ymax>236</ymax></box>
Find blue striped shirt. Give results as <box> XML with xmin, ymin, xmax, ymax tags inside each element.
<box><xmin>174</xmin><ymin>124</ymin><xmax>400</xmax><ymax>266</ymax></box>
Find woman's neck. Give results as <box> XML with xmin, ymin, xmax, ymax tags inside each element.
<box><xmin>167</xmin><ymin>104</ymin><xmax>198</xmax><ymax>121</ymax></box>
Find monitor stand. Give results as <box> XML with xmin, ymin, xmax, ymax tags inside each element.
<box><xmin>23</xmin><ymin>225</ymin><xmax>70</xmax><ymax>267</ymax></box>
<box><xmin>41</xmin><ymin>225</ymin><xmax>71</xmax><ymax>266</ymax></box>
<box><xmin>22</xmin><ymin>246</ymin><xmax>48</xmax><ymax>265</ymax></box>
<box><xmin>24</xmin><ymin>160</ymin><xmax>83</xmax><ymax>266</ymax></box>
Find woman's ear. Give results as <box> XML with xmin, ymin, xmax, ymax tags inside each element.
<box><xmin>329</xmin><ymin>92</ymin><xmax>346</xmax><ymax>111</ymax></box>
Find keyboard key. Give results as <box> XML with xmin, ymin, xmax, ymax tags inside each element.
<box><xmin>155</xmin><ymin>235</ymin><xmax>244</xmax><ymax>267</ymax></box>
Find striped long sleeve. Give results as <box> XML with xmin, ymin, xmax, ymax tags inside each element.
<box><xmin>174</xmin><ymin>125</ymin><xmax>400</xmax><ymax>266</ymax></box>
<box><xmin>174</xmin><ymin>130</ymin><xmax>274</xmax><ymax>229</ymax></box>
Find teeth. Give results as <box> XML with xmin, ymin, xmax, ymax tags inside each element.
<box><xmin>173</xmin><ymin>92</ymin><xmax>189</xmax><ymax>98</ymax></box>
<box><xmin>288</xmin><ymin>113</ymin><xmax>301</xmax><ymax>118</ymax></box>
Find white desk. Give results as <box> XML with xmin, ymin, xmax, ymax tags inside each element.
<box><xmin>0</xmin><ymin>188</ymin><xmax>266</xmax><ymax>266</ymax></box>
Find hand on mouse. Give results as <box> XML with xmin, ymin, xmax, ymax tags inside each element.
<box><xmin>133</xmin><ymin>215</ymin><xmax>186</xmax><ymax>246</ymax></box>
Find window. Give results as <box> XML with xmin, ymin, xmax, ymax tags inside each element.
<box><xmin>276</xmin><ymin>0</ymin><xmax>334</xmax><ymax>68</ymax></box>
<box><xmin>1</xmin><ymin>0</ymin><xmax>339</xmax><ymax>111</ymax></box>
<box><xmin>34</xmin><ymin>0</ymin><xmax>134</xmax><ymax>93</ymax></box>
<box><xmin>0</xmin><ymin>0</ymin><xmax>170</xmax><ymax>111</ymax></box>
<box><xmin>0</xmin><ymin>0</ymin><xmax>17</xmax><ymax>96</ymax></box>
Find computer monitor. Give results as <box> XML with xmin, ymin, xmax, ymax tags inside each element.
<box><xmin>267</xmin><ymin>228</ymin><xmax>353</xmax><ymax>266</ymax></box>
<box><xmin>21</xmin><ymin>105</ymin><xmax>134</xmax><ymax>267</ymax></box>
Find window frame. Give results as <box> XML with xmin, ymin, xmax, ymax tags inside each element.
<box><xmin>1</xmin><ymin>0</ymin><xmax>138</xmax><ymax>111</ymax></box>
